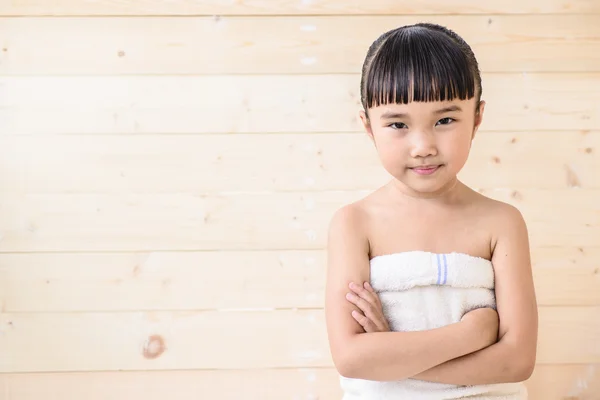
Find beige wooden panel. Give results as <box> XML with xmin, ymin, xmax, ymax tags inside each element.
<box><xmin>524</xmin><ymin>364</ymin><xmax>600</xmax><ymax>400</ymax></box>
<box><xmin>1</xmin><ymin>365</ymin><xmax>598</xmax><ymax>400</ymax></box>
<box><xmin>0</xmin><ymin>250</ymin><xmax>325</xmax><ymax>312</ymax></box>
<box><xmin>0</xmin><ymin>190</ymin><xmax>597</xmax><ymax>252</ymax></box>
<box><xmin>0</xmin><ymin>310</ymin><xmax>328</xmax><ymax>372</ymax></box>
<box><xmin>1</xmin><ymin>16</ymin><xmax>598</xmax><ymax>74</ymax></box>
<box><xmin>2</xmin><ymin>0</ymin><xmax>599</xmax><ymax>15</ymax></box>
<box><xmin>531</xmin><ymin>255</ymin><xmax>600</xmax><ymax>306</ymax></box>
<box><xmin>0</xmin><ymin>368</ymin><xmax>342</xmax><ymax>400</ymax></box>
<box><xmin>0</xmin><ymin>74</ymin><xmax>597</xmax><ymax>134</ymax></box>
<box><xmin>1</xmin><ymin>308</ymin><xmax>598</xmax><ymax>372</ymax></box>
<box><xmin>1</xmin><ymin>131</ymin><xmax>597</xmax><ymax>194</ymax></box>
<box><xmin>1</xmin><ymin>247</ymin><xmax>599</xmax><ymax>313</ymax></box>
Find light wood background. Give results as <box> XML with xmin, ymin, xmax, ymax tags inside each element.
<box><xmin>0</xmin><ymin>1</ymin><xmax>599</xmax><ymax>399</ymax></box>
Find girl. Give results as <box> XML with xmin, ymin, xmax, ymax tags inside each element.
<box><xmin>324</xmin><ymin>23</ymin><xmax>538</xmax><ymax>399</ymax></box>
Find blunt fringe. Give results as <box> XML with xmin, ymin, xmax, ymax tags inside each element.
<box><xmin>360</xmin><ymin>23</ymin><xmax>482</xmax><ymax>112</ymax></box>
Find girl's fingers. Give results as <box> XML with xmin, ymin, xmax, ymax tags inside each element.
<box><xmin>362</xmin><ymin>282</ymin><xmax>383</xmax><ymax>307</ymax></box>
<box><xmin>346</xmin><ymin>292</ymin><xmax>376</xmax><ymax>318</ymax></box>
<box><xmin>352</xmin><ymin>310</ymin><xmax>375</xmax><ymax>333</ymax></box>
<box><xmin>349</xmin><ymin>282</ymin><xmax>379</xmax><ymax>306</ymax></box>
<box><xmin>347</xmin><ymin>283</ymin><xmax>389</xmax><ymax>333</ymax></box>
<box><xmin>347</xmin><ymin>293</ymin><xmax>387</xmax><ymax>330</ymax></box>
<box><xmin>350</xmin><ymin>304</ymin><xmax>388</xmax><ymax>333</ymax></box>
<box><xmin>349</xmin><ymin>282</ymin><xmax>377</xmax><ymax>306</ymax></box>
<box><xmin>346</xmin><ymin>293</ymin><xmax>372</xmax><ymax>317</ymax></box>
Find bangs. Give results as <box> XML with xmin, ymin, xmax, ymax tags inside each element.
<box><xmin>362</xmin><ymin>25</ymin><xmax>478</xmax><ymax>109</ymax></box>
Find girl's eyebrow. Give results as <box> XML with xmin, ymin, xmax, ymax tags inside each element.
<box><xmin>380</xmin><ymin>111</ymin><xmax>409</xmax><ymax>119</ymax></box>
<box><xmin>434</xmin><ymin>105</ymin><xmax>462</xmax><ymax>114</ymax></box>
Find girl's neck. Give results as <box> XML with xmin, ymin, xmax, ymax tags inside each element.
<box><xmin>386</xmin><ymin>177</ymin><xmax>465</xmax><ymax>204</ymax></box>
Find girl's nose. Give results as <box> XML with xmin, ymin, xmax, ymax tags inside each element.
<box><xmin>410</xmin><ymin>132</ymin><xmax>438</xmax><ymax>158</ymax></box>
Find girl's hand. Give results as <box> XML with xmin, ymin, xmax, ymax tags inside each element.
<box><xmin>346</xmin><ymin>281</ymin><xmax>390</xmax><ymax>333</ymax></box>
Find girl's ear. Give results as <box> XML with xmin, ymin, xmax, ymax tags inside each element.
<box><xmin>472</xmin><ymin>100</ymin><xmax>486</xmax><ymax>140</ymax></box>
<box><xmin>359</xmin><ymin>110</ymin><xmax>374</xmax><ymax>141</ymax></box>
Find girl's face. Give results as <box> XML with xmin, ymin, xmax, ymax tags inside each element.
<box><xmin>360</xmin><ymin>97</ymin><xmax>485</xmax><ymax>197</ymax></box>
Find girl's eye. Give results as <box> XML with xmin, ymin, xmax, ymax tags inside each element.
<box><xmin>389</xmin><ymin>122</ymin><xmax>407</xmax><ymax>129</ymax></box>
<box><xmin>436</xmin><ymin>117</ymin><xmax>454</xmax><ymax>126</ymax></box>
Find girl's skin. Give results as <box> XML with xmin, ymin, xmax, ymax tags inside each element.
<box><xmin>324</xmin><ymin>95</ymin><xmax>538</xmax><ymax>385</ymax></box>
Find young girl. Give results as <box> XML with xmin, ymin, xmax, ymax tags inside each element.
<box><xmin>324</xmin><ymin>23</ymin><xmax>538</xmax><ymax>399</ymax></box>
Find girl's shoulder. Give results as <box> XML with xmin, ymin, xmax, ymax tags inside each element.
<box><xmin>468</xmin><ymin>189</ymin><xmax>529</xmax><ymax>251</ymax></box>
<box><xmin>470</xmin><ymin>189</ymin><xmax>526</xmax><ymax>225</ymax></box>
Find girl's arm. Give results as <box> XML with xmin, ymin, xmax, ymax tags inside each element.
<box><xmin>325</xmin><ymin>205</ymin><xmax>497</xmax><ymax>381</ymax></box>
<box><xmin>412</xmin><ymin>204</ymin><xmax>538</xmax><ymax>385</ymax></box>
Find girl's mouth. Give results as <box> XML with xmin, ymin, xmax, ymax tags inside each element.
<box><xmin>411</xmin><ymin>165</ymin><xmax>441</xmax><ymax>175</ymax></box>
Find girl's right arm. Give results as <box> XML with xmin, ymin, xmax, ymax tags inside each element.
<box><xmin>324</xmin><ymin>205</ymin><xmax>497</xmax><ymax>381</ymax></box>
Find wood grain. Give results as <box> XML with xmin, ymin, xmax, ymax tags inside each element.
<box><xmin>0</xmin><ymin>309</ymin><xmax>330</xmax><ymax>372</ymax></box>
<box><xmin>1</xmin><ymin>307</ymin><xmax>598</xmax><ymax>372</ymax></box>
<box><xmin>1</xmin><ymin>16</ymin><xmax>598</xmax><ymax>74</ymax></box>
<box><xmin>1</xmin><ymin>247</ymin><xmax>599</xmax><ymax>313</ymax></box>
<box><xmin>0</xmin><ymin>189</ymin><xmax>597</xmax><ymax>252</ymax></box>
<box><xmin>0</xmin><ymin>0</ymin><xmax>597</xmax><ymax>396</ymax></box>
<box><xmin>1</xmin><ymin>0</ymin><xmax>599</xmax><ymax>15</ymax></box>
<box><xmin>1</xmin><ymin>365</ymin><xmax>598</xmax><ymax>400</ymax></box>
<box><xmin>0</xmin><ymin>368</ymin><xmax>342</xmax><ymax>400</ymax></box>
<box><xmin>0</xmin><ymin>131</ymin><xmax>597</xmax><ymax>194</ymax></box>
<box><xmin>0</xmin><ymin>74</ymin><xmax>598</xmax><ymax>134</ymax></box>
<box><xmin>524</xmin><ymin>364</ymin><xmax>600</xmax><ymax>399</ymax></box>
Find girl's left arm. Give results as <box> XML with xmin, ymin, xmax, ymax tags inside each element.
<box><xmin>413</xmin><ymin>203</ymin><xmax>539</xmax><ymax>385</ymax></box>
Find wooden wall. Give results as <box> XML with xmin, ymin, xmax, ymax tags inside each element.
<box><xmin>0</xmin><ymin>1</ymin><xmax>599</xmax><ymax>399</ymax></box>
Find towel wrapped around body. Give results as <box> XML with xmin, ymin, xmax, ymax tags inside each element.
<box><xmin>339</xmin><ymin>251</ymin><xmax>527</xmax><ymax>400</ymax></box>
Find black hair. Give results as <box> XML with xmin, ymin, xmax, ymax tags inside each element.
<box><xmin>360</xmin><ymin>23</ymin><xmax>482</xmax><ymax>114</ymax></box>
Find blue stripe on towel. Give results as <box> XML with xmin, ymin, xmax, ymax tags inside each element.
<box><xmin>442</xmin><ymin>254</ymin><xmax>448</xmax><ymax>285</ymax></box>
<box><xmin>436</xmin><ymin>254</ymin><xmax>441</xmax><ymax>285</ymax></box>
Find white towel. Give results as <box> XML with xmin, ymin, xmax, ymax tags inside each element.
<box><xmin>339</xmin><ymin>251</ymin><xmax>527</xmax><ymax>399</ymax></box>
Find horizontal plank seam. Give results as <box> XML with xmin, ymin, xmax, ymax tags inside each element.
<box><xmin>2</xmin><ymin>305</ymin><xmax>599</xmax><ymax>314</ymax></box>
<box><xmin>0</xmin><ymin>362</ymin><xmax>592</xmax><ymax>375</ymax></box>
<box><xmin>0</xmin><ymin>130</ymin><xmax>598</xmax><ymax>137</ymax></box>
<box><xmin>0</xmin><ymin>366</ymin><xmax>343</xmax><ymax>375</ymax></box>
<box><xmin>0</xmin><ymin>245</ymin><xmax>597</xmax><ymax>255</ymax></box>
<box><xmin>1</xmin><ymin>13</ymin><xmax>599</xmax><ymax>18</ymax></box>
<box><xmin>1</xmin><ymin>72</ymin><xmax>598</xmax><ymax>78</ymax></box>
<box><xmin>2</xmin><ymin>71</ymin><xmax>600</xmax><ymax>78</ymax></box>
<box><xmin>1</xmin><ymin>364</ymin><xmax>597</xmax><ymax>377</ymax></box>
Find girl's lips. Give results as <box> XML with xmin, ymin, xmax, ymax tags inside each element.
<box><xmin>411</xmin><ymin>165</ymin><xmax>441</xmax><ymax>175</ymax></box>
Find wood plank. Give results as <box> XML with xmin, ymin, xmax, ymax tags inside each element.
<box><xmin>0</xmin><ymin>250</ymin><xmax>326</xmax><ymax>312</ymax></box>
<box><xmin>1</xmin><ymin>131</ymin><xmax>597</xmax><ymax>194</ymax></box>
<box><xmin>0</xmin><ymin>307</ymin><xmax>598</xmax><ymax>372</ymax></box>
<box><xmin>531</xmin><ymin>248</ymin><xmax>600</xmax><ymax>306</ymax></box>
<box><xmin>0</xmin><ymin>368</ymin><xmax>343</xmax><ymax>400</ymax></box>
<box><xmin>0</xmin><ymin>74</ymin><xmax>598</xmax><ymax>134</ymax></box>
<box><xmin>1</xmin><ymin>365</ymin><xmax>599</xmax><ymax>400</ymax></box>
<box><xmin>0</xmin><ymin>190</ymin><xmax>597</xmax><ymax>252</ymax></box>
<box><xmin>537</xmin><ymin>308</ymin><xmax>600</xmax><ymax>365</ymax></box>
<box><xmin>2</xmin><ymin>0</ymin><xmax>599</xmax><ymax>15</ymax></box>
<box><xmin>1</xmin><ymin>16</ymin><xmax>598</xmax><ymax>74</ymax></box>
<box><xmin>1</xmin><ymin>247</ymin><xmax>599</xmax><ymax>313</ymax></box>
<box><xmin>0</xmin><ymin>309</ymin><xmax>330</xmax><ymax>372</ymax></box>
<box><xmin>525</xmin><ymin>364</ymin><xmax>600</xmax><ymax>400</ymax></box>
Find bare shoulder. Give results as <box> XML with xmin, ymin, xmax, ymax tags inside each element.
<box><xmin>486</xmin><ymin>198</ymin><xmax>529</xmax><ymax>251</ymax></box>
<box><xmin>327</xmin><ymin>199</ymin><xmax>371</xmax><ymax>267</ymax></box>
<box><xmin>327</xmin><ymin>195</ymin><xmax>375</xmax><ymax>250</ymax></box>
<box><xmin>328</xmin><ymin>201</ymin><xmax>367</xmax><ymax>237</ymax></box>
<box><xmin>469</xmin><ymin>190</ymin><xmax>529</xmax><ymax>251</ymax></box>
